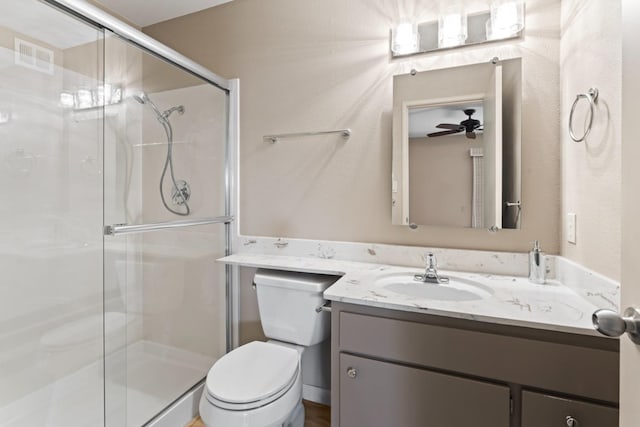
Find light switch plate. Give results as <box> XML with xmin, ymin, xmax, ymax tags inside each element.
<box><xmin>567</xmin><ymin>213</ymin><xmax>577</xmax><ymax>244</ymax></box>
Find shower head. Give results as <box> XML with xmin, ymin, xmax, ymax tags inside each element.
<box><xmin>132</xmin><ymin>93</ymin><xmax>148</xmax><ymax>105</ymax></box>
<box><xmin>132</xmin><ymin>92</ymin><xmax>184</xmax><ymax>122</ymax></box>
<box><xmin>163</xmin><ymin>105</ymin><xmax>185</xmax><ymax>119</ymax></box>
<box><xmin>132</xmin><ymin>91</ymin><xmax>165</xmax><ymax>122</ymax></box>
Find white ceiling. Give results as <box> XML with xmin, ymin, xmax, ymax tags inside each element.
<box><xmin>0</xmin><ymin>0</ymin><xmax>232</xmax><ymax>50</ymax></box>
<box><xmin>95</xmin><ymin>0</ymin><xmax>233</xmax><ymax>27</ymax></box>
<box><xmin>0</xmin><ymin>0</ymin><xmax>100</xmax><ymax>50</ymax></box>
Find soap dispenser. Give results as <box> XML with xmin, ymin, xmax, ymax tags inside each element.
<box><xmin>529</xmin><ymin>240</ymin><xmax>546</xmax><ymax>284</ymax></box>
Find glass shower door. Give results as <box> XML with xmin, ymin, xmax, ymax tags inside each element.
<box><xmin>0</xmin><ymin>1</ymin><xmax>105</xmax><ymax>426</ymax></box>
<box><xmin>102</xmin><ymin>32</ymin><xmax>229</xmax><ymax>426</ymax></box>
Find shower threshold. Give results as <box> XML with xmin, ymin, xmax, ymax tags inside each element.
<box><xmin>0</xmin><ymin>340</ymin><xmax>215</xmax><ymax>427</ymax></box>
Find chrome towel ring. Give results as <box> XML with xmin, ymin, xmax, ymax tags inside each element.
<box><xmin>569</xmin><ymin>87</ymin><xmax>599</xmax><ymax>142</ymax></box>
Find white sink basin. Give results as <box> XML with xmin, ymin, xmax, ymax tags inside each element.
<box><xmin>374</xmin><ymin>273</ymin><xmax>494</xmax><ymax>301</ymax></box>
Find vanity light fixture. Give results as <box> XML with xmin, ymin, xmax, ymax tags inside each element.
<box><xmin>391</xmin><ymin>22</ymin><xmax>420</xmax><ymax>55</ymax></box>
<box><xmin>95</xmin><ymin>84</ymin><xmax>122</xmax><ymax>107</ymax></box>
<box><xmin>390</xmin><ymin>2</ymin><xmax>525</xmax><ymax>58</ymax></box>
<box><xmin>488</xmin><ymin>0</ymin><xmax>525</xmax><ymax>39</ymax></box>
<box><xmin>438</xmin><ymin>7</ymin><xmax>468</xmax><ymax>48</ymax></box>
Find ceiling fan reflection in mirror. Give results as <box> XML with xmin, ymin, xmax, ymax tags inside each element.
<box><xmin>427</xmin><ymin>108</ymin><xmax>483</xmax><ymax>140</ymax></box>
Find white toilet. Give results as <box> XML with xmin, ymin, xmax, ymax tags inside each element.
<box><xmin>199</xmin><ymin>269</ymin><xmax>337</xmax><ymax>427</ymax></box>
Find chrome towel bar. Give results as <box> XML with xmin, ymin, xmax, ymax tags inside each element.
<box><xmin>315</xmin><ymin>302</ymin><xmax>332</xmax><ymax>313</ymax></box>
<box><xmin>104</xmin><ymin>216</ymin><xmax>234</xmax><ymax>236</ymax></box>
<box><xmin>264</xmin><ymin>129</ymin><xmax>352</xmax><ymax>143</ymax></box>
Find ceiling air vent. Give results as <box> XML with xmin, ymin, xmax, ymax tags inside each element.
<box><xmin>14</xmin><ymin>38</ymin><xmax>54</xmax><ymax>75</ymax></box>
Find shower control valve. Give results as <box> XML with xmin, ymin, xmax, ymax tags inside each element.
<box><xmin>172</xmin><ymin>180</ymin><xmax>191</xmax><ymax>206</ymax></box>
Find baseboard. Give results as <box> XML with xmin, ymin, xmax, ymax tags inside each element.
<box><xmin>303</xmin><ymin>384</ymin><xmax>330</xmax><ymax>406</ymax></box>
<box><xmin>144</xmin><ymin>381</ymin><xmax>204</xmax><ymax>427</ymax></box>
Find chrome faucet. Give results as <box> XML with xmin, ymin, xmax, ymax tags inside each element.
<box><xmin>414</xmin><ymin>253</ymin><xmax>450</xmax><ymax>284</ymax></box>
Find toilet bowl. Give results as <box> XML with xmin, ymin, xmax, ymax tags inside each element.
<box><xmin>199</xmin><ymin>341</ymin><xmax>305</xmax><ymax>427</ymax></box>
<box><xmin>199</xmin><ymin>269</ymin><xmax>339</xmax><ymax>427</ymax></box>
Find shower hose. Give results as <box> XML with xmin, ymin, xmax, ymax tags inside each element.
<box><xmin>159</xmin><ymin>118</ymin><xmax>190</xmax><ymax>216</ymax></box>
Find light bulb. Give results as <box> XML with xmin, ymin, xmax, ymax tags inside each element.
<box><xmin>438</xmin><ymin>9</ymin><xmax>468</xmax><ymax>48</ymax></box>
<box><xmin>490</xmin><ymin>0</ymin><xmax>524</xmax><ymax>39</ymax></box>
<box><xmin>392</xmin><ymin>22</ymin><xmax>419</xmax><ymax>55</ymax></box>
<box><xmin>59</xmin><ymin>92</ymin><xmax>75</xmax><ymax>108</ymax></box>
<box><xmin>76</xmin><ymin>89</ymin><xmax>93</xmax><ymax>109</ymax></box>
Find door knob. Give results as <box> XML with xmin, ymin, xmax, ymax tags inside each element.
<box><xmin>566</xmin><ymin>415</ymin><xmax>579</xmax><ymax>426</ymax></box>
<box><xmin>592</xmin><ymin>307</ymin><xmax>640</xmax><ymax>344</ymax></box>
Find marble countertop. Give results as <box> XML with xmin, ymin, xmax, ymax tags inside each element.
<box><xmin>219</xmin><ymin>253</ymin><xmax>607</xmax><ymax>337</ymax></box>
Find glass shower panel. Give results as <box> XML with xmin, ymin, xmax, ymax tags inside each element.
<box><xmin>0</xmin><ymin>1</ymin><xmax>105</xmax><ymax>426</ymax></box>
<box><xmin>103</xmin><ymin>32</ymin><xmax>228</xmax><ymax>426</ymax></box>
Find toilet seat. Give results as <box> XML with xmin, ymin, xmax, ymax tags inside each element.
<box><xmin>205</xmin><ymin>341</ymin><xmax>300</xmax><ymax>411</ymax></box>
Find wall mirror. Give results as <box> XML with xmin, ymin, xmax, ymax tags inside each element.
<box><xmin>391</xmin><ymin>58</ymin><xmax>522</xmax><ymax>230</ymax></box>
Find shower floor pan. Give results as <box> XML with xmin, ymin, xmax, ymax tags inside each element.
<box><xmin>0</xmin><ymin>340</ymin><xmax>215</xmax><ymax>427</ymax></box>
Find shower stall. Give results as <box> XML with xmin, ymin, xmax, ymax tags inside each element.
<box><xmin>0</xmin><ymin>0</ymin><xmax>236</xmax><ymax>426</ymax></box>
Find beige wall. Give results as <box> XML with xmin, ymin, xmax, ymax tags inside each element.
<box><xmin>144</xmin><ymin>0</ymin><xmax>562</xmax><ymax>254</ymax></box>
<box><xmin>144</xmin><ymin>0</ymin><xmax>622</xmax><ymax>279</ymax></box>
<box><xmin>560</xmin><ymin>0</ymin><xmax>621</xmax><ymax>280</ymax></box>
<box><xmin>238</xmin><ymin>267</ymin><xmax>265</xmax><ymax>345</ymax></box>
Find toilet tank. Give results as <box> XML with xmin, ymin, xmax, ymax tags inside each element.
<box><xmin>254</xmin><ymin>269</ymin><xmax>339</xmax><ymax>346</ymax></box>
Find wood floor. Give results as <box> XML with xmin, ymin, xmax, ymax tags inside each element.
<box><xmin>300</xmin><ymin>400</ymin><xmax>331</xmax><ymax>427</ymax></box>
<box><xmin>187</xmin><ymin>400</ymin><xmax>330</xmax><ymax>427</ymax></box>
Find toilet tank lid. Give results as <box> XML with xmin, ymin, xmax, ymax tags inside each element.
<box><xmin>254</xmin><ymin>268</ymin><xmax>340</xmax><ymax>292</ymax></box>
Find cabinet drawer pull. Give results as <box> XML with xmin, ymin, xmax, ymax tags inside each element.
<box><xmin>566</xmin><ymin>415</ymin><xmax>579</xmax><ymax>426</ymax></box>
<box><xmin>346</xmin><ymin>367</ymin><xmax>357</xmax><ymax>379</ymax></box>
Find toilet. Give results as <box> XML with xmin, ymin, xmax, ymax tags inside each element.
<box><xmin>199</xmin><ymin>269</ymin><xmax>337</xmax><ymax>427</ymax></box>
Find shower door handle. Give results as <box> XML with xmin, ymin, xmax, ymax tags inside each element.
<box><xmin>104</xmin><ymin>216</ymin><xmax>234</xmax><ymax>236</ymax></box>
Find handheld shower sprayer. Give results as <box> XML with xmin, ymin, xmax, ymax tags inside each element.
<box><xmin>133</xmin><ymin>92</ymin><xmax>185</xmax><ymax>123</ymax></box>
<box><xmin>133</xmin><ymin>92</ymin><xmax>190</xmax><ymax>216</ymax></box>
<box><xmin>162</xmin><ymin>105</ymin><xmax>185</xmax><ymax>120</ymax></box>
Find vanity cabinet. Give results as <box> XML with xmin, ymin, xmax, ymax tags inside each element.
<box><xmin>521</xmin><ymin>391</ymin><xmax>619</xmax><ymax>427</ymax></box>
<box><xmin>339</xmin><ymin>353</ymin><xmax>510</xmax><ymax>427</ymax></box>
<box><xmin>331</xmin><ymin>303</ymin><xmax>620</xmax><ymax>427</ymax></box>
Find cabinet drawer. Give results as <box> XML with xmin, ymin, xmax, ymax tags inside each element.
<box><xmin>521</xmin><ymin>390</ymin><xmax>618</xmax><ymax>427</ymax></box>
<box><xmin>339</xmin><ymin>353</ymin><xmax>510</xmax><ymax>427</ymax></box>
<box><xmin>339</xmin><ymin>311</ymin><xmax>618</xmax><ymax>403</ymax></box>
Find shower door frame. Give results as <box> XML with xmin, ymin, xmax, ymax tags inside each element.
<box><xmin>40</xmin><ymin>0</ymin><xmax>239</xmax><ymax>422</ymax></box>
<box><xmin>43</xmin><ymin>0</ymin><xmax>237</xmax><ymax>352</ymax></box>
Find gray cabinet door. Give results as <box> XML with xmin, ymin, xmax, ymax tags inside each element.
<box><xmin>339</xmin><ymin>311</ymin><xmax>618</xmax><ymax>404</ymax></box>
<box><xmin>521</xmin><ymin>391</ymin><xmax>618</xmax><ymax>427</ymax></box>
<box><xmin>339</xmin><ymin>353</ymin><xmax>511</xmax><ymax>427</ymax></box>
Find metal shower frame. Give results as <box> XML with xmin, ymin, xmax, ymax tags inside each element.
<box><xmin>41</xmin><ymin>0</ymin><xmax>238</xmax><ymax>352</ymax></box>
